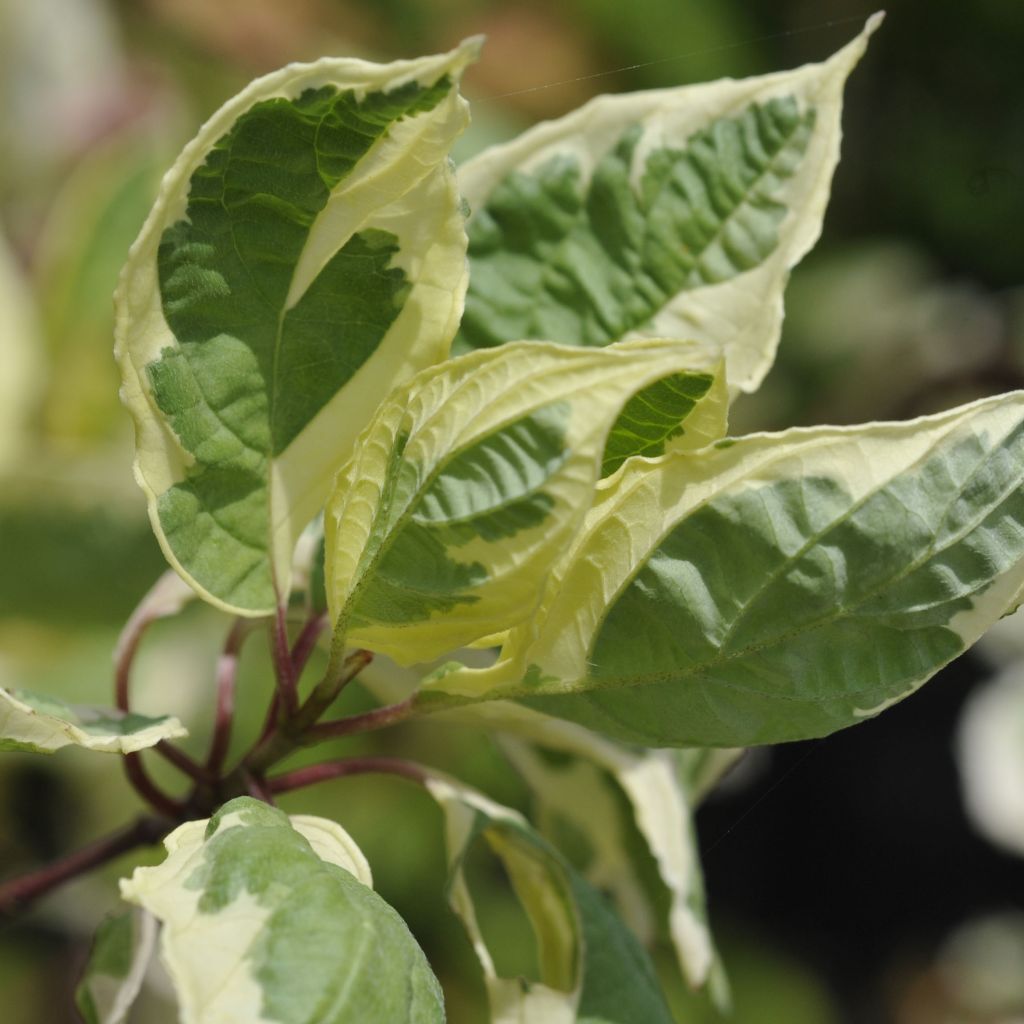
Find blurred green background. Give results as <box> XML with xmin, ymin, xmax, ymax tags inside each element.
<box><xmin>2</xmin><ymin>1</ymin><xmax>1023</xmax><ymax>1021</ymax></box>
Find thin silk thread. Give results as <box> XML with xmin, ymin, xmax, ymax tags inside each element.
<box><xmin>493</xmin><ymin>12</ymin><xmax>875</xmax><ymax>98</ymax></box>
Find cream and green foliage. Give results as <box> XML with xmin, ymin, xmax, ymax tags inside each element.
<box><xmin>0</xmin><ymin>687</ymin><xmax>185</xmax><ymax>754</ymax></box>
<box><xmin>434</xmin><ymin>699</ymin><xmax>735</xmax><ymax>998</ymax></box>
<box><xmin>60</xmin><ymin>15</ymin><xmax>1024</xmax><ymax>1024</ymax></box>
<box><xmin>324</xmin><ymin>337</ymin><xmax>723</xmax><ymax>664</ymax></box>
<box><xmin>499</xmin><ymin>728</ymin><xmax>733</xmax><ymax>1003</ymax></box>
<box><xmin>115</xmin><ymin>41</ymin><xmax>479</xmax><ymax>616</ymax></box>
<box><xmin>120</xmin><ymin>798</ymin><xmax>444</xmax><ymax>1024</ymax></box>
<box><xmin>76</xmin><ymin>910</ymin><xmax>158</xmax><ymax>1024</ymax></box>
<box><xmin>426</xmin><ymin>392</ymin><xmax>1024</xmax><ymax>747</ymax></box>
<box><xmin>425</xmin><ymin>774</ymin><xmax>675</xmax><ymax>1023</ymax></box>
<box><xmin>456</xmin><ymin>15</ymin><xmax>882</xmax><ymax>398</ymax></box>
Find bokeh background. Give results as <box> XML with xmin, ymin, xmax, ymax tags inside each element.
<box><xmin>2</xmin><ymin>1</ymin><xmax>1023</xmax><ymax>1021</ymax></box>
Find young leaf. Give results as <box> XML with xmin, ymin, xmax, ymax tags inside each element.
<box><xmin>437</xmin><ymin>701</ymin><xmax>731</xmax><ymax>999</ymax></box>
<box><xmin>0</xmin><ymin>687</ymin><xmax>186</xmax><ymax>755</ymax></box>
<box><xmin>119</xmin><ymin>797</ymin><xmax>444</xmax><ymax>1024</ymax></box>
<box><xmin>76</xmin><ymin>909</ymin><xmax>158</xmax><ymax>1024</ymax></box>
<box><xmin>423</xmin><ymin>391</ymin><xmax>1024</xmax><ymax>747</ymax></box>
<box><xmin>424</xmin><ymin>773</ymin><xmax>675</xmax><ymax>1023</ymax></box>
<box><xmin>115</xmin><ymin>41</ymin><xmax>479</xmax><ymax>616</ymax></box>
<box><xmin>505</xmin><ymin>739</ymin><xmax>726</xmax><ymax>998</ymax></box>
<box><xmin>325</xmin><ymin>337</ymin><xmax>720</xmax><ymax>664</ymax></box>
<box><xmin>455</xmin><ymin>16</ymin><xmax>881</xmax><ymax>396</ymax></box>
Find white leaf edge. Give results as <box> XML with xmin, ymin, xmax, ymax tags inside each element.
<box><xmin>457</xmin><ymin>14</ymin><xmax>883</xmax><ymax>397</ymax></box>
<box><xmin>115</xmin><ymin>39</ymin><xmax>481</xmax><ymax>616</ymax></box>
<box><xmin>120</xmin><ymin>807</ymin><xmax>374</xmax><ymax>1024</ymax></box>
<box><xmin>0</xmin><ymin>687</ymin><xmax>186</xmax><ymax>754</ymax></box>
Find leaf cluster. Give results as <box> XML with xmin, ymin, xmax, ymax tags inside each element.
<box><xmin>5</xmin><ymin>14</ymin><xmax>1024</xmax><ymax>1023</ymax></box>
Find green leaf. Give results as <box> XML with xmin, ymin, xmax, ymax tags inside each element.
<box><xmin>423</xmin><ymin>391</ymin><xmax>1024</xmax><ymax>747</ymax></box>
<box><xmin>0</xmin><ymin>686</ymin><xmax>186</xmax><ymax>755</ymax></box>
<box><xmin>325</xmin><ymin>337</ymin><xmax>719</xmax><ymax>664</ymax></box>
<box><xmin>116</xmin><ymin>41</ymin><xmax>480</xmax><ymax>616</ymax></box>
<box><xmin>76</xmin><ymin>910</ymin><xmax>158</xmax><ymax>1024</ymax></box>
<box><xmin>119</xmin><ymin>797</ymin><xmax>444</xmax><ymax>1024</ymax></box>
<box><xmin>601</xmin><ymin>365</ymin><xmax>727</xmax><ymax>476</ymax></box>
<box><xmin>456</xmin><ymin>16</ymin><xmax>881</xmax><ymax>396</ymax></box>
<box><xmin>424</xmin><ymin>774</ymin><xmax>674</xmax><ymax>1023</ymax></box>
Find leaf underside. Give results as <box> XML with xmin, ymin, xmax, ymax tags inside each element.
<box><xmin>0</xmin><ymin>687</ymin><xmax>186</xmax><ymax>755</ymax></box>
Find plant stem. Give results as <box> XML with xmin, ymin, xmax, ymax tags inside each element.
<box><xmin>154</xmin><ymin>741</ymin><xmax>210</xmax><ymax>784</ymax></box>
<box><xmin>123</xmin><ymin>754</ymin><xmax>184</xmax><ymax>819</ymax></box>
<box><xmin>239</xmin><ymin>768</ymin><xmax>276</xmax><ymax>804</ymax></box>
<box><xmin>296</xmin><ymin>649</ymin><xmax>373</xmax><ymax>732</ymax></box>
<box><xmin>205</xmin><ymin>619</ymin><xmax>250</xmax><ymax>776</ymax></box>
<box><xmin>255</xmin><ymin>691</ymin><xmax>281</xmax><ymax>748</ymax></box>
<box><xmin>290</xmin><ymin>612</ymin><xmax>329</xmax><ymax>680</ymax></box>
<box><xmin>113</xmin><ymin>585</ymin><xmax>190</xmax><ymax>813</ymax></box>
<box><xmin>114</xmin><ymin>594</ymin><xmax>159</xmax><ymax>714</ymax></box>
<box><xmin>271</xmin><ymin>604</ymin><xmax>299</xmax><ymax>716</ymax></box>
<box><xmin>244</xmin><ymin>650</ymin><xmax>375</xmax><ymax>774</ymax></box>
<box><xmin>304</xmin><ymin>695</ymin><xmax>416</xmax><ymax>744</ymax></box>
<box><xmin>268</xmin><ymin>755</ymin><xmax>428</xmax><ymax>794</ymax></box>
<box><xmin>0</xmin><ymin>816</ymin><xmax>168</xmax><ymax>920</ymax></box>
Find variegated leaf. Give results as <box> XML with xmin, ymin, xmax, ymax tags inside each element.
<box><xmin>0</xmin><ymin>687</ymin><xmax>186</xmax><ymax>755</ymax></box>
<box><xmin>76</xmin><ymin>910</ymin><xmax>158</xmax><ymax>1024</ymax></box>
<box><xmin>116</xmin><ymin>41</ymin><xmax>479</xmax><ymax>615</ymax></box>
<box><xmin>325</xmin><ymin>337</ymin><xmax>720</xmax><ymax>664</ymax></box>
<box><xmin>424</xmin><ymin>773</ymin><xmax>674</xmax><ymax>1023</ymax></box>
<box><xmin>456</xmin><ymin>16</ymin><xmax>881</xmax><ymax>398</ymax></box>
<box><xmin>423</xmin><ymin>391</ymin><xmax>1024</xmax><ymax>747</ymax></box>
<box><xmin>120</xmin><ymin>797</ymin><xmax>442</xmax><ymax>1024</ymax></box>
<box><xmin>433</xmin><ymin>700</ymin><xmax>731</xmax><ymax>1000</ymax></box>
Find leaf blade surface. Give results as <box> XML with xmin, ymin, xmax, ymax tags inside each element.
<box><xmin>456</xmin><ymin>17</ymin><xmax>881</xmax><ymax>396</ymax></box>
<box><xmin>325</xmin><ymin>338</ymin><xmax>720</xmax><ymax>663</ymax></box>
<box><xmin>116</xmin><ymin>43</ymin><xmax>478</xmax><ymax>614</ymax></box>
<box><xmin>119</xmin><ymin>797</ymin><xmax>444</xmax><ymax>1024</ymax></box>
<box><xmin>424</xmin><ymin>391</ymin><xmax>1024</xmax><ymax>746</ymax></box>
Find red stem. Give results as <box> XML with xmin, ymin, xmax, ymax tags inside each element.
<box><xmin>290</xmin><ymin>612</ymin><xmax>328</xmax><ymax>680</ymax></box>
<box><xmin>0</xmin><ymin>816</ymin><xmax>168</xmax><ymax>920</ymax></box>
<box><xmin>303</xmin><ymin>695</ymin><xmax>415</xmax><ymax>744</ymax></box>
<box><xmin>272</xmin><ymin>605</ymin><xmax>298</xmax><ymax>716</ymax></box>
<box><xmin>114</xmin><ymin>587</ymin><xmax>187</xmax><ymax>814</ymax></box>
<box><xmin>296</xmin><ymin>649</ymin><xmax>372</xmax><ymax>726</ymax></box>
<box><xmin>205</xmin><ymin>619</ymin><xmax>249</xmax><ymax>775</ymax></box>
<box><xmin>123</xmin><ymin>754</ymin><xmax>183</xmax><ymax>819</ymax></box>
<box><xmin>114</xmin><ymin>602</ymin><xmax>158</xmax><ymax>714</ymax></box>
<box><xmin>268</xmin><ymin>756</ymin><xmax>428</xmax><ymax>794</ymax></box>
<box><xmin>155</xmin><ymin>741</ymin><xmax>210</xmax><ymax>783</ymax></box>
<box><xmin>239</xmin><ymin>768</ymin><xmax>277</xmax><ymax>805</ymax></box>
